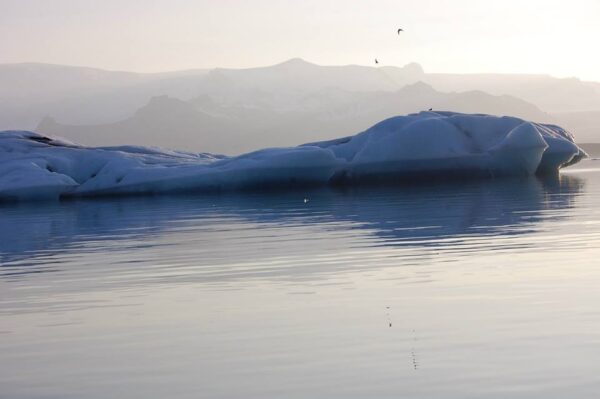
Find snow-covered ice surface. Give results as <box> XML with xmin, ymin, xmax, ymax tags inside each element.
<box><xmin>0</xmin><ymin>111</ymin><xmax>587</xmax><ymax>201</ymax></box>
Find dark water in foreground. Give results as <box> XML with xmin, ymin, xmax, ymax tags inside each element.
<box><xmin>2</xmin><ymin>162</ymin><xmax>600</xmax><ymax>399</ymax></box>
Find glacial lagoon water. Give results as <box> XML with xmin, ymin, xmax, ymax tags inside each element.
<box><xmin>2</xmin><ymin>161</ymin><xmax>600</xmax><ymax>398</ymax></box>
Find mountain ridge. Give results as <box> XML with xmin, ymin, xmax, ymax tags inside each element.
<box><xmin>37</xmin><ymin>82</ymin><xmax>553</xmax><ymax>154</ymax></box>
<box><xmin>1</xmin><ymin>58</ymin><xmax>598</xmax><ymax>148</ymax></box>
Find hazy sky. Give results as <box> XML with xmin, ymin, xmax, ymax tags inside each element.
<box><xmin>1</xmin><ymin>0</ymin><xmax>599</xmax><ymax>80</ymax></box>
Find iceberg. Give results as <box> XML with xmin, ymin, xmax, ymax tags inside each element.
<box><xmin>0</xmin><ymin>111</ymin><xmax>586</xmax><ymax>201</ymax></box>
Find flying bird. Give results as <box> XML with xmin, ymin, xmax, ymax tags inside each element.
<box><xmin>397</xmin><ymin>28</ymin><xmax>404</xmax><ymax>34</ymax></box>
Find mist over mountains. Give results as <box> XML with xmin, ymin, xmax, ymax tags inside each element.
<box><xmin>2</xmin><ymin>58</ymin><xmax>599</xmax><ymax>154</ymax></box>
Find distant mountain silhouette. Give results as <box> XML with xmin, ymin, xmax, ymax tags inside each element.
<box><xmin>39</xmin><ymin>96</ymin><xmax>238</xmax><ymax>153</ymax></box>
<box><xmin>37</xmin><ymin>82</ymin><xmax>551</xmax><ymax>154</ymax></box>
<box><xmin>207</xmin><ymin>58</ymin><xmax>401</xmax><ymax>93</ymax></box>
<box><xmin>0</xmin><ymin>59</ymin><xmax>598</xmax><ymax>148</ymax></box>
<box><xmin>420</xmin><ymin>73</ymin><xmax>600</xmax><ymax>113</ymax></box>
<box><xmin>552</xmin><ymin>110</ymin><xmax>600</xmax><ymax>146</ymax></box>
<box><xmin>0</xmin><ymin>63</ymin><xmax>209</xmax><ymax>129</ymax></box>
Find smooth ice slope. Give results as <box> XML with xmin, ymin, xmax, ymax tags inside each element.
<box><xmin>0</xmin><ymin>112</ymin><xmax>586</xmax><ymax>201</ymax></box>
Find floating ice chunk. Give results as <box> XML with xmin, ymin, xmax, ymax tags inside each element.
<box><xmin>0</xmin><ymin>112</ymin><xmax>586</xmax><ymax>201</ymax></box>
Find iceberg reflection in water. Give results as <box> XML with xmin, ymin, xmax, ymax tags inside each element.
<box><xmin>0</xmin><ymin>174</ymin><xmax>584</xmax><ymax>278</ymax></box>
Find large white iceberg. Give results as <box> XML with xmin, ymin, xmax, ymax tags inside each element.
<box><xmin>0</xmin><ymin>111</ymin><xmax>586</xmax><ymax>201</ymax></box>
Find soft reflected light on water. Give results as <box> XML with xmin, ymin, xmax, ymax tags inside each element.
<box><xmin>2</xmin><ymin>162</ymin><xmax>600</xmax><ymax>398</ymax></box>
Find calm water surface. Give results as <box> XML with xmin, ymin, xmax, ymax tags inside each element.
<box><xmin>2</xmin><ymin>161</ymin><xmax>600</xmax><ymax>398</ymax></box>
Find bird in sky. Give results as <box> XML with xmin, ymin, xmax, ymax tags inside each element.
<box><xmin>397</xmin><ymin>28</ymin><xmax>404</xmax><ymax>34</ymax></box>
